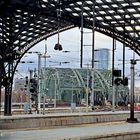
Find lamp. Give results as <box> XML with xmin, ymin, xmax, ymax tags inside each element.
<box><xmin>54</xmin><ymin>43</ymin><xmax>62</xmax><ymax>51</ymax></box>
<box><xmin>54</xmin><ymin>0</ymin><xmax>63</xmax><ymax>51</ymax></box>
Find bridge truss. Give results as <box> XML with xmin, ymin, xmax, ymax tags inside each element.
<box><xmin>40</xmin><ymin>68</ymin><xmax>129</xmax><ymax>105</ymax></box>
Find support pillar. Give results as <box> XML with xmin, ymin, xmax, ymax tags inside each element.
<box><xmin>91</xmin><ymin>0</ymin><xmax>95</xmax><ymax>110</ymax></box>
<box><xmin>112</xmin><ymin>35</ymin><xmax>116</xmax><ymax>111</ymax></box>
<box><xmin>127</xmin><ymin>59</ymin><xmax>138</xmax><ymax>123</ymax></box>
<box><xmin>37</xmin><ymin>53</ymin><xmax>41</xmax><ymax>114</ymax></box>
<box><xmin>80</xmin><ymin>1</ymin><xmax>84</xmax><ymax>68</ymax></box>
<box><xmin>4</xmin><ymin>62</ymin><xmax>13</xmax><ymax>116</ymax></box>
<box><xmin>4</xmin><ymin>85</ymin><xmax>12</xmax><ymax>116</ymax></box>
<box><xmin>0</xmin><ymin>61</ymin><xmax>2</xmax><ymax>115</ymax></box>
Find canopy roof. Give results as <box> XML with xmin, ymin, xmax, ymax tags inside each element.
<box><xmin>0</xmin><ymin>0</ymin><xmax>140</xmax><ymax>57</ymax></box>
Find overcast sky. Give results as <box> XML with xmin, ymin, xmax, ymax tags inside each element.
<box><xmin>15</xmin><ymin>27</ymin><xmax>140</xmax><ymax>86</ymax></box>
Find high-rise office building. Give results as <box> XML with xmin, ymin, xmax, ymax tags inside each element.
<box><xmin>94</xmin><ymin>48</ymin><xmax>111</xmax><ymax>70</ymax></box>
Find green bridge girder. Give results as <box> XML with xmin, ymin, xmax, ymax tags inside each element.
<box><xmin>39</xmin><ymin>68</ymin><xmax>129</xmax><ymax>104</ymax></box>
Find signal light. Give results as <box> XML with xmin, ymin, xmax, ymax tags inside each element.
<box><xmin>30</xmin><ymin>93</ymin><xmax>37</xmax><ymax>102</ymax></box>
<box><xmin>30</xmin><ymin>87</ymin><xmax>35</xmax><ymax>93</ymax></box>
<box><xmin>25</xmin><ymin>76</ymin><xmax>28</xmax><ymax>85</ymax></box>
<box><xmin>123</xmin><ymin>77</ymin><xmax>128</xmax><ymax>86</ymax></box>
<box><xmin>113</xmin><ymin>70</ymin><xmax>121</xmax><ymax>77</ymax></box>
<box><xmin>114</xmin><ymin>78</ymin><xmax>123</xmax><ymax>86</ymax></box>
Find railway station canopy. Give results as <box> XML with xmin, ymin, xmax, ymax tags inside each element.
<box><xmin>0</xmin><ymin>0</ymin><xmax>140</xmax><ymax>59</ymax></box>
<box><xmin>0</xmin><ymin>0</ymin><xmax>140</xmax><ymax>115</ymax></box>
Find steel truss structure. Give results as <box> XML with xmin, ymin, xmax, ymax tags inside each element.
<box><xmin>40</xmin><ymin>68</ymin><xmax>129</xmax><ymax>105</ymax></box>
<box><xmin>0</xmin><ymin>0</ymin><xmax>140</xmax><ymax>115</ymax></box>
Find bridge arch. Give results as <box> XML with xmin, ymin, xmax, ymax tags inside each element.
<box><xmin>39</xmin><ymin>68</ymin><xmax>128</xmax><ymax>105</ymax></box>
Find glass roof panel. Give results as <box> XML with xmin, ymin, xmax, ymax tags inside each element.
<box><xmin>132</xmin><ymin>2</ymin><xmax>140</xmax><ymax>6</ymax></box>
<box><xmin>128</xmin><ymin>9</ymin><xmax>136</xmax><ymax>12</ymax></box>
<box><xmin>74</xmin><ymin>7</ymin><xmax>81</xmax><ymax>11</ymax></box>
<box><xmin>1</xmin><ymin>0</ymin><xmax>140</xmax><ymax>55</ymax></box>
<box><xmin>133</xmin><ymin>14</ymin><xmax>140</xmax><ymax>18</ymax></box>
<box><xmin>112</xmin><ymin>4</ymin><xmax>118</xmax><ymax>8</ymax></box>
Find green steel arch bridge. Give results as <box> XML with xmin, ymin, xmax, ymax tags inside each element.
<box><xmin>39</xmin><ymin>68</ymin><xmax>129</xmax><ymax>106</ymax></box>
<box><xmin>0</xmin><ymin>0</ymin><xmax>139</xmax><ymax>115</ymax></box>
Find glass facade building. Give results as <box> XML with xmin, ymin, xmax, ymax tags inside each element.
<box><xmin>94</xmin><ymin>48</ymin><xmax>111</xmax><ymax>70</ymax></box>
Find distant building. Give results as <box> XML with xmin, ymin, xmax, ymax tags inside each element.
<box><xmin>94</xmin><ymin>48</ymin><xmax>111</xmax><ymax>70</ymax></box>
<box><xmin>134</xmin><ymin>87</ymin><xmax>140</xmax><ymax>102</ymax></box>
<box><xmin>14</xmin><ymin>78</ymin><xmax>25</xmax><ymax>91</ymax></box>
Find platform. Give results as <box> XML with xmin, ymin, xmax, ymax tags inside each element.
<box><xmin>1</xmin><ymin>121</ymin><xmax>140</xmax><ymax>140</ymax></box>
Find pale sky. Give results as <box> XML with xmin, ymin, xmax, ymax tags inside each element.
<box><xmin>15</xmin><ymin>27</ymin><xmax>140</xmax><ymax>86</ymax></box>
